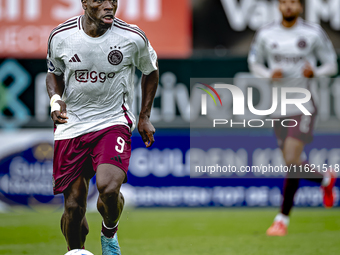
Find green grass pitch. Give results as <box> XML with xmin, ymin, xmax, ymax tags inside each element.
<box><xmin>0</xmin><ymin>207</ymin><xmax>339</xmax><ymax>255</ymax></box>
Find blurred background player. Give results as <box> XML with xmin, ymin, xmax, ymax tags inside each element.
<box><xmin>248</xmin><ymin>0</ymin><xmax>338</xmax><ymax>236</ymax></box>
<box><xmin>46</xmin><ymin>0</ymin><xmax>158</xmax><ymax>254</ymax></box>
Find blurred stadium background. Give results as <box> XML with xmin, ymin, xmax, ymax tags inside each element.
<box><xmin>0</xmin><ymin>0</ymin><xmax>340</xmax><ymax>254</ymax></box>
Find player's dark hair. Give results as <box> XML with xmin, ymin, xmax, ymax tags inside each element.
<box><xmin>278</xmin><ymin>0</ymin><xmax>304</xmax><ymax>5</ymax></box>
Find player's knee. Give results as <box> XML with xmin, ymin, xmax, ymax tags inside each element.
<box><xmin>98</xmin><ymin>181</ymin><xmax>121</xmax><ymax>202</ymax></box>
<box><xmin>119</xmin><ymin>192</ymin><xmax>125</xmax><ymax>205</ymax></box>
<box><xmin>283</xmin><ymin>154</ymin><xmax>300</xmax><ymax>167</ymax></box>
<box><xmin>64</xmin><ymin>200</ymin><xmax>86</xmax><ymax>220</ymax></box>
<box><xmin>285</xmin><ymin>159</ymin><xmax>300</xmax><ymax>167</ymax></box>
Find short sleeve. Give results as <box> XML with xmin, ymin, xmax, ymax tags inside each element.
<box><xmin>47</xmin><ymin>36</ymin><xmax>65</xmax><ymax>76</ymax></box>
<box><xmin>133</xmin><ymin>40</ymin><xmax>158</xmax><ymax>75</ymax></box>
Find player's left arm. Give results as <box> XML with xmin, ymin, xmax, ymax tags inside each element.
<box><xmin>138</xmin><ymin>62</ymin><xmax>159</xmax><ymax>148</ymax></box>
<box><xmin>304</xmin><ymin>29</ymin><xmax>338</xmax><ymax>78</ymax></box>
<box><xmin>133</xmin><ymin>36</ymin><xmax>159</xmax><ymax>148</ymax></box>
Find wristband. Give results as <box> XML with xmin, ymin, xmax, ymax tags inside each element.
<box><xmin>50</xmin><ymin>94</ymin><xmax>62</xmax><ymax>113</ymax></box>
<box><xmin>51</xmin><ymin>102</ymin><xmax>61</xmax><ymax>113</ymax></box>
<box><xmin>50</xmin><ymin>94</ymin><xmax>61</xmax><ymax>107</ymax></box>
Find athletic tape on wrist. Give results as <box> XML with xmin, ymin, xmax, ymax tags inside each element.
<box><xmin>51</xmin><ymin>102</ymin><xmax>61</xmax><ymax>113</ymax></box>
<box><xmin>50</xmin><ymin>94</ymin><xmax>61</xmax><ymax>107</ymax></box>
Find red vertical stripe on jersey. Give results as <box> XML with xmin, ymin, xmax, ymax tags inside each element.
<box><xmin>122</xmin><ymin>104</ymin><xmax>132</xmax><ymax>128</ymax></box>
<box><xmin>78</xmin><ymin>16</ymin><xmax>82</xmax><ymax>30</ymax></box>
<box><xmin>114</xmin><ymin>24</ymin><xmax>147</xmax><ymax>44</ymax></box>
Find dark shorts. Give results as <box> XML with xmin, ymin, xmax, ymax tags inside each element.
<box><xmin>53</xmin><ymin>125</ymin><xmax>131</xmax><ymax>195</ymax></box>
<box><xmin>274</xmin><ymin>113</ymin><xmax>317</xmax><ymax>150</ymax></box>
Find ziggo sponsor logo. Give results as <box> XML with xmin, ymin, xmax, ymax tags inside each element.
<box><xmin>75</xmin><ymin>70</ymin><xmax>116</xmax><ymax>83</ymax></box>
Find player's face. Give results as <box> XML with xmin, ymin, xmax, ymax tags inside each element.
<box><xmin>83</xmin><ymin>0</ymin><xmax>118</xmax><ymax>27</ymax></box>
<box><xmin>279</xmin><ymin>0</ymin><xmax>302</xmax><ymax>21</ymax></box>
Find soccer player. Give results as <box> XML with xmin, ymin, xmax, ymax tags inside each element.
<box><xmin>248</xmin><ymin>0</ymin><xmax>338</xmax><ymax>236</ymax></box>
<box><xmin>46</xmin><ymin>0</ymin><xmax>159</xmax><ymax>254</ymax></box>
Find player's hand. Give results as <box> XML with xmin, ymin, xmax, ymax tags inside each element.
<box><xmin>51</xmin><ymin>100</ymin><xmax>68</xmax><ymax>124</ymax></box>
<box><xmin>303</xmin><ymin>62</ymin><xmax>314</xmax><ymax>78</ymax></box>
<box><xmin>138</xmin><ymin>115</ymin><xmax>155</xmax><ymax>148</ymax></box>
<box><xmin>271</xmin><ymin>69</ymin><xmax>283</xmax><ymax>81</ymax></box>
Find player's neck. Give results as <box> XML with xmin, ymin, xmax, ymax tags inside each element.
<box><xmin>82</xmin><ymin>15</ymin><xmax>111</xmax><ymax>38</ymax></box>
<box><xmin>281</xmin><ymin>17</ymin><xmax>299</xmax><ymax>28</ymax></box>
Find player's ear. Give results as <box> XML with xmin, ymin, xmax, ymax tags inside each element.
<box><xmin>114</xmin><ymin>0</ymin><xmax>118</xmax><ymax>15</ymax></box>
<box><xmin>299</xmin><ymin>4</ymin><xmax>303</xmax><ymax>15</ymax></box>
<box><xmin>81</xmin><ymin>0</ymin><xmax>87</xmax><ymax>11</ymax></box>
<box><xmin>299</xmin><ymin>0</ymin><xmax>304</xmax><ymax>14</ymax></box>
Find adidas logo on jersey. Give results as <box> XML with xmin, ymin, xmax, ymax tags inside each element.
<box><xmin>69</xmin><ymin>54</ymin><xmax>81</xmax><ymax>62</ymax></box>
<box><xmin>110</xmin><ymin>155</ymin><xmax>122</xmax><ymax>164</ymax></box>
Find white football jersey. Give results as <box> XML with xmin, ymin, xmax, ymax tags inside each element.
<box><xmin>47</xmin><ymin>16</ymin><xmax>158</xmax><ymax>140</ymax></box>
<box><xmin>248</xmin><ymin>18</ymin><xmax>337</xmax><ymax>117</ymax></box>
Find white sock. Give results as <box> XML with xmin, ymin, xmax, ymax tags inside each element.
<box><xmin>322</xmin><ymin>174</ymin><xmax>331</xmax><ymax>187</ymax></box>
<box><xmin>274</xmin><ymin>213</ymin><xmax>289</xmax><ymax>226</ymax></box>
<box><xmin>103</xmin><ymin>220</ymin><xmax>119</xmax><ymax>230</ymax></box>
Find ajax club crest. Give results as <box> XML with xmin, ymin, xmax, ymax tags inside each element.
<box><xmin>108</xmin><ymin>50</ymin><xmax>123</xmax><ymax>65</ymax></box>
<box><xmin>297</xmin><ymin>39</ymin><xmax>307</xmax><ymax>49</ymax></box>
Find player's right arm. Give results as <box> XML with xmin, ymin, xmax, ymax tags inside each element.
<box><xmin>46</xmin><ymin>73</ymin><xmax>68</xmax><ymax>124</ymax></box>
<box><xmin>46</xmin><ymin>34</ymin><xmax>68</xmax><ymax>124</ymax></box>
<box><xmin>248</xmin><ymin>30</ymin><xmax>282</xmax><ymax>81</ymax></box>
